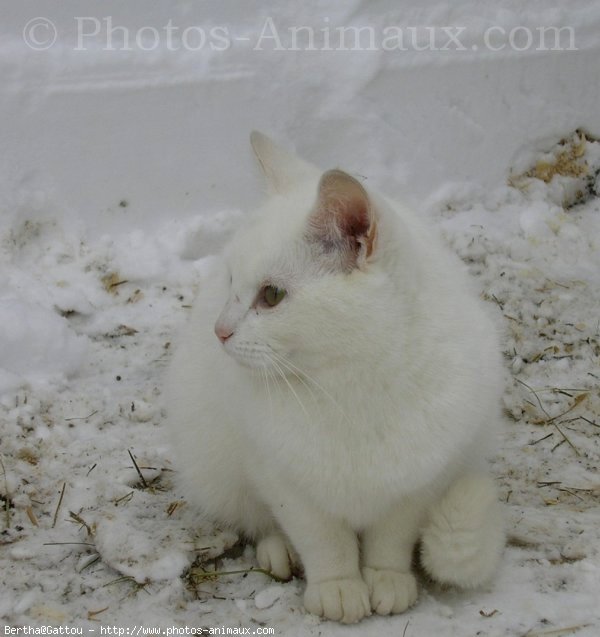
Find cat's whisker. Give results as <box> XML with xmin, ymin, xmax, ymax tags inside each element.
<box><xmin>261</xmin><ymin>364</ymin><xmax>275</xmax><ymax>427</ymax></box>
<box><xmin>269</xmin><ymin>353</ymin><xmax>326</xmax><ymax>411</ymax></box>
<box><xmin>261</xmin><ymin>354</ymin><xmax>284</xmax><ymax>401</ymax></box>
<box><xmin>269</xmin><ymin>367</ymin><xmax>288</xmax><ymax>409</ymax></box>
<box><xmin>280</xmin><ymin>349</ymin><xmax>397</xmax><ymax>421</ymax></box>
<box><xmin>267</xmin><ymin>354</ymin><xmax>313</xmax><ymax>421</ymax></box>
<box><xmin>269</xmin><ymin>350</ymin><xmax>356</xmax><ymax>429</ymax></box>
<box><xmin>267</xmin><ymin>351</ymin><xmax>320</xmax><ymax>405</ymax></box>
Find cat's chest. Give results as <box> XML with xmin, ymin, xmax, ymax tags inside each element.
<box><xmin>242</xmin><ymin>384</ymin><xmax>411</xmax><ymax>521</ymax></box>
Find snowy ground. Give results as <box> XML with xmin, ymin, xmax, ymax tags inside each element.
<box><xmin>1</xmin><ymin>130</ymin><xmax>599</xmax><ymax>636</ymax></box>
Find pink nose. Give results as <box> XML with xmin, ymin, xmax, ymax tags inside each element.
<box><xmin>215</xmin><ymin>322</ymin><xmax>234</xmax><ymax>344</ymax></box>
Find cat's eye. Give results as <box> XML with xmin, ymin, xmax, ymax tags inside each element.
<box><xmin>261</xmin><ymin>285</ymin><xmax>287</xmax><ymax>308</ymax></box>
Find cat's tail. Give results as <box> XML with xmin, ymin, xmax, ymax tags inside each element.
<box><xmin>420</xmin><ymin>473</ymin><xmax>505</xmax><ymax>588</ymax></box>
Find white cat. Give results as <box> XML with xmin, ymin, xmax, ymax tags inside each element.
<box><xmin>166</xmin><ymin>132</ymin><xmax>505</xmax><ymax>623</ymax></box>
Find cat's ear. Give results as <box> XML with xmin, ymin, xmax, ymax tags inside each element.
<box><xmin>250</xmin><ymin>131</ymin><xmax>319</xmax><ymax>194</ymax></box>
<box><xmin>308</xmin><ymin>169</ymin><xmax>377</xmax><ymax>269</ymax></box>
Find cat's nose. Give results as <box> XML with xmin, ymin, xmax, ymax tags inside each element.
<box><xmin>214</xmin><ymin>322</ymin><xmax>234</xmax><ymax>344</ymax></box>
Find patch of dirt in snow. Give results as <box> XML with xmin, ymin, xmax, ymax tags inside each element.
<box><xmin>1</xmin><ymin>135</ymin><xmax>600</xmax><ymax>635</ymax></box>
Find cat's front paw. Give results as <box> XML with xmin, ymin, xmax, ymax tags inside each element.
<box><xmin>304</xmin><ymin>577</ymin><xmax>371</xmax><ymax>624</ymax></box>
<box><xmin>362</xmin><ymin>567</ymin><xmax>418</xmax><ymax>615</ymax></box>
<box><xmin>256</xmin><ymin>534</ymin><xmax>293</xmax><ymax>581</ymax></box>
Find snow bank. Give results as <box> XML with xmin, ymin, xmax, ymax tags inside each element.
<box><xmin>2</xmin><ymin>1</ymin><xmax>600</xmax><ymax>234</ymax></box>
<box><xmin>0</xmin><ymin>297</ymin><xmax>87</xmax><ymax>391</ymax></box>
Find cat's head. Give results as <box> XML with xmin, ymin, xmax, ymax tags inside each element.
<box><xmin>214</xmin><ymin>132</ymin><xmax>401</xmax><ymax>374</ymax></box>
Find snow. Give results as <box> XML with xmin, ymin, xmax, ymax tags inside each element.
<box><xmin>0</xmin><ymin>297</ymin><xmax>88</xmax><ymax>389</ymax></box>
<box><xmin>1</xmin><ymin>2</ymin><xmax>600</xmax><ymax>635</ymax></box>
<box><xmin>254</xmin><ymin>586</ymin><xmax>287</xmax><ymax>611</ymax></box>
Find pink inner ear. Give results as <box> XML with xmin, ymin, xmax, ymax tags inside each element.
<box><xmin>335</xmin><ymin>194</ymin><xmax>369</xmax><ymax>238</ymax></box>
<box><xmin>309</xmin><ymin>170</ymin><xmax>377</xmax><ymax>264</ymax></box>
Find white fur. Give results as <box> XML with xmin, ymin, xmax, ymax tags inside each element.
<box><xmin>166</xmin><ymin>132</ymin><xmax>505</xmax><ymax>623</ymax></box>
